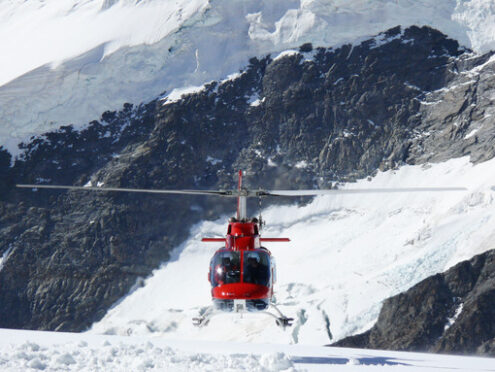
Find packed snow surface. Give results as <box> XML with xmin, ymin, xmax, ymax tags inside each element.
<box><xmin>3</xmin><ymin>0</ymin><xmax>495</xmax><ymax>153</ymax></box>
<box><xmin>91</xmin><ymin>156</ymin><xmax>495</xmax><ymax>346</ymax></box>
<box><xmin>0</xmin><ymin>328</ymin><xmax>494</xmax><ymax>371</ymax></box>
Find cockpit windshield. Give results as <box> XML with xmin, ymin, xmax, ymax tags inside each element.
<box><xmin>243</xmin><ymin>251</ymin><xmax>270</xmax><ymax>287</ymax></box>
<box><xmin>210</xmin><ymin>251</ymin><xmax>241</xmax><ymax>287</ymax></box>
<box><xmin>210</xmin><ymin>250</ymin><xmax>271</xmax><ymax>288</ymax></box>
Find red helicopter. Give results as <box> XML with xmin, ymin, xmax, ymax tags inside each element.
<box><xmin>197</xmin><ymin>170</ymin><xmax>294</xmax><ymax>328</ymax></box>
<box><xmin>17</xmin><ymin>171</ymin><xmax>466</xmax><ymax>328</ymax></box>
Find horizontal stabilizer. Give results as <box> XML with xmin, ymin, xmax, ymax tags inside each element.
<box><xmin>201</xmin><ymin>238</ymin><xmax>226</xmax><ymax>242</ymax></box>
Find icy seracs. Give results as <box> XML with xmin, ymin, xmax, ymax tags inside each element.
<box><xmin>3</xmin><ymin>0</ymin><xmax>495</xmax><ymax>153</ymax></box>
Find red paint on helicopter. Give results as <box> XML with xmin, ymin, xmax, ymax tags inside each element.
<box><xmin>202</xmin><ymin>171</ymin><xmax>289</xmax><ymax>313</ymax></box>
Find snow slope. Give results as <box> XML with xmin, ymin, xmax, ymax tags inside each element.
<box><xmin>0</xmin><ymin>328</ymin><xmax>494</xmax><ymax>371</ymax></box>
<box><xmin>90</xmin><ymin>156</ymin><xmax>495</xmax><ymax>346</ymax></box>
<box><xmin>3</xmin><ymin>0</ymin><xmax>495</xmax><ymax>153</ymax></box>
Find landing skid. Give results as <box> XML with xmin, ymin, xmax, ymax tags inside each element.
<box><xmin>192</xmin><ymin>306</ymin><xmax>216</xmax><ymax>328</ymax></box>
<box><xmin>193</xmin><ymin>302</ymin><xmax>293</xmax><ymax>329</ymax></box>
<box><xmin>261</xmin><ymin>303</ymin><xmax>294</xmax><ymax>329</ymax></box>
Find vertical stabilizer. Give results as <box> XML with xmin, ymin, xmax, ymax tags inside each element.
<box><xmin>236</xmin><ymin>170</ymin><xmax>247</xmax><ymax>220</ymax></box>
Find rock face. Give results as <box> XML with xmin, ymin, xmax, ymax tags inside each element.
<box><xmin>0</xmin><ymin>146</ymin><xmax>12</xmax><ymax>194</ymax></box>
<box><xmin>0</xmin><ymin>26</ymin><xmax>494</xmax><ymax>334</ymax></box>
<box><xmin>334</xmin><ymin>249</ymin><xmax>495</xmax><ymax>356</ymax></box>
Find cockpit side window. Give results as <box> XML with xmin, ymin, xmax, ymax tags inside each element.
<box><xmin>243</xmin><ymin>251</ymin><xmax>270</xmax><ymax>286</ymax></box>
<box><xmin>210</xmin><ymin>251</ymin><xmax>241</xmax><ymax>287</ymax></box>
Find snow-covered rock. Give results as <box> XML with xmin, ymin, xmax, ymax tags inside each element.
<box><xmin>3</xmin><ymin>0</ymin><xmax>495</xmax><ymax>153</ymax></box>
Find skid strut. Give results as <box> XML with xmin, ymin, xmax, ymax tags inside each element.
<box><xmin>193</xmin><ymin>302</ymin><xmax>293</xmax><ymax>329</ymax></box>
<box><xmin>261</xmin><ymin>303</ymin><xmax>293</xmax><ymax>329</ymax></box>
<box><xmin>192</xmin><ymin>306</ymin><xmax>217</xmax><ymax>327</ymax></box>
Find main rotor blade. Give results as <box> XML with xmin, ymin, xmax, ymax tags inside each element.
<box><xmin>16</xmin><ymin>184</ymin><xmax>232</xmax><ymax>196</ymax></box>
<box><xmin>17</xmin><ymin>184</ymin><xmax>468</xmax><ymax>197</ymax></box>
<box><xmin>260</xmin><ymin>187</ymin><xmax>467</xmax><ymax>196</ymax></box>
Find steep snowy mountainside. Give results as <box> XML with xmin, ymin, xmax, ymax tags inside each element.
<box><xmin>0</xmin><ymin>0</ymin><xmax>495</xmax><ymax>359</ymax></box>
<box><xmin>2</xmin><ymin>26</ymin><xmax>494</xmax><ymax>336</ymax></box>
<box><xmin>0</xmin><ymin>0</ymin><xmax>208</xmax><ymax>86</ymax></box>
<box><xmin>90</xmin><ymin>157</ymin><xmax>495</xmax><ymax>348</ymax></box>
<box><xmin>3</xmin><ymin>0</ymin><xmax>495</xmax><ymax>153</ymax></box>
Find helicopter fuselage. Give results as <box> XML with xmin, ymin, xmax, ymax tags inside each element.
<box><xmin>205</xmin><ymin>221</ymin><xmax>285</xmax><ymax>312</ymax></box>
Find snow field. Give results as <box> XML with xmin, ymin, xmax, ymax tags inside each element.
<box><xmin>90</xmin><ymin>156</ymin><xmax>495</xmax><ymax>345</ymax></box>
<box><xmin>0</xmin><ymin>328</ymin><xmax>494</xmax><ymax>371</ymax></box>
<box><xmin>0</xmin><ymin>331</ymin><xmax>295</xmax><ymax>372</ymax></box>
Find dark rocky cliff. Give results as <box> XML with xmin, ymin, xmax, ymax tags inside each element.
<box><xmin>0</xmin><ymin>26</ymin><xmax>494</xmax><ymax>337</ymax></box>
<box><xmin>334</xmin><ymin>249</ymin><xmax>495</xmax><ymax>357</ymax></box>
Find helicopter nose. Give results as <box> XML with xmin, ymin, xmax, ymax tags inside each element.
<box><xmin>213</xmin><ymin>283</ymin><xmax>269</xmax><ymax>300</ymax></box>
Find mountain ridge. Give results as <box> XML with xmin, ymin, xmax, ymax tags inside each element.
<box><xmin>1</xmin><ymin>26</ymin><xmax>495</xmax><ymax>355</ymax></box>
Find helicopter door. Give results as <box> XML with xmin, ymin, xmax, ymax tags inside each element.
<box><xmin>210</xmin><ymin>251</ymin><xmax>241</xmax><ymax>287</ymax></box>
<box><xmin>243</xmin><ymin>251</ymin><xmax>271</xmax><ymax>286</ymax></box>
